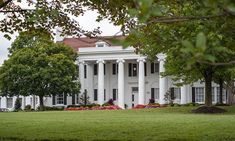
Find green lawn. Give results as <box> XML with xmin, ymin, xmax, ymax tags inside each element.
<box><xmin>1</xmin><ymin>107</ymin><xmax>235</xmax><ymax>141</ymax></box>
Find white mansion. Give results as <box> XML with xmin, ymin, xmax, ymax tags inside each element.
<box><xmin>0</xmin><ymin>36</ymin><xmax>227</xmax><ymax>110</ymax></box>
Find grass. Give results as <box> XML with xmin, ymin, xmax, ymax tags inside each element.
<box><xmin>0</xmin><ymin>107</ymin><xmax>235</xmax><ymax>141</ymax></box>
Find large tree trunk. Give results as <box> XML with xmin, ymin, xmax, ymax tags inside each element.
<box><xmin>219</xmin><ymin>79</ymin><xmax>223</xmax><ymax>104</ymax></box>
<box><xmin>204</xmin><ymin>69</ymin><xmax>213</xmax><ymax>107</ymax></box>
<box><xmin>39</xmin><ymin>95</ymin><xmax>44</xmax><ymax>111</ymax></box>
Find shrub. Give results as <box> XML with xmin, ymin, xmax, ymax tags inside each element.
<box><xmin>24</xmin><ymin>105</ymin><xmax>31</xmax><ymax>111</ymax></box>
<box><xmin>183</xmin><ymin>102</ymin><xmax>200</xmax><ymax>107</ymax></box>
<box><xmin>14</xmin><ymin>98</ymin><xmax>22</xmax><ymax>111</ymax></box>
<box><xmin>149</xmin><ymin>98</ymin><xmax>155</xmax><ymax>104</ymax></box>
<box><xmin>36</xmin><ymin>106</ymin><xmax>64</xmax><ymax>111</ymax></box>
<box><xmin>67</xmin><ymin>105</ymin><xmax>80</xmax><ymax>108</ymax></box>
<box><xmin>107</xmin><ymin>99</ymin><xmax>114</xmax><ymax>105</ymax></box>
<box><xmin>102</xmin><ymin>99</ymin><xmax>114</xmax><ymax>106</ymax></box>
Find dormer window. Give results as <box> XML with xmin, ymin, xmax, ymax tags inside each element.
<box><xmin>97</xmin><ymin>44</ymin><xmax>104</xmax><ymax>47</ymax></box>
<box><xmin>95</xmin><ymin>40</ymin><xmax>110</xmax><ymax>48</ymax></box>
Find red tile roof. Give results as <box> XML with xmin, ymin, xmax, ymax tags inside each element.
<box><xmin>61</xmin><ymin>36</ymin><xmax>125</xmax><ymax>51</ymax></box>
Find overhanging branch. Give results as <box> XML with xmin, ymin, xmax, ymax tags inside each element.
<box><xmin>198</xmin><ymin>60</ymin><xmax>235</xmax><ymax>66</ymax></box>
<box><xmin>0</xmin><ymin>0</ymin><xmax>13</xmax><ymax>9</ymax></box>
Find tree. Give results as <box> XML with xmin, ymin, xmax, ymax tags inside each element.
<box><xmin>0</xmin><ymin>0</ymin><xmax>103</xmax><ymax>39</ymax></box>
<box><xmin>92</xmin><ymin>0</ymin><xmax>235</xmax><ymax>108</ymax></box>
<box><xmin>0</xmin><ymin>32</ymin><xmax>80</xmax><ymax>110</ymax></box>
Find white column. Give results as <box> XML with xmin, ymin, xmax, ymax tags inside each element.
<box><xmin>157</xmin><ymin>53</ymin><xmax>167</xmax><ymax>105</ymax></box>
<box><xmin>78</xmin><ymin>61</ymin><xmax>85</xmax><ymax>94</ymax></box>
<box><xmin>97</xmin><ymin>60</ymin><xmax>105</xmax><ymax>105</ymax></box>
<box><xmin>87</xmin><ymin>63</ymin><xmax>94</xmax><ymax>102</ymax></box>
<box><xmin>117</xmin><ymin>59</ymin><xmax>125</xmax><ymax>109</ymax></box>
<box><xmin>181</xmin><ymin>85</ymin><xmax>187</xmax><ymax>104</ymax></box>
<box><xmin>22</xmin><ymin>96</ymin><xmax>26</xmax><ymax>110</ymax></box>
<box><xmin>137</xmin><ymin>58</ymin><xmax>146</xmax><ymax>105</ymax></box>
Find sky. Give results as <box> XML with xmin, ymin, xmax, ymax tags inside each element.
<box><xmin>0</xmin><ymin>10</ymin><xmax>120</xmax><ymax>65</ymax></box>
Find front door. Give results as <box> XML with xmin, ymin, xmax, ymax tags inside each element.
<box><xmin>131</xmin><ymin>87</ymin><xmax>138</xmax><ymax>108</ymax></box>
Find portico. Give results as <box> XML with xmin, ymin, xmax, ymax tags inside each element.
<box><xmin>77</xmin><ymin>44</ymin><xmax>184</xmax><ymax>108</ymax></box>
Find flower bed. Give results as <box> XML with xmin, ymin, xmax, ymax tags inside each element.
<box><xmin>65</xmin><ymin>105</ymin><xmax>121</xmax><ymax>111</ymax></box>
<box><xmin>133</xmin><ymin>104</ymin><xmax>161</xmax><ymax>109</ymax></box>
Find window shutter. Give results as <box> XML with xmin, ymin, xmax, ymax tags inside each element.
<box><xmin>128</xmin><ymin>63</ymin><xmax>132</xmax><ymax>76</ymax></box>
<box><xmin>72</xmin><ymin>94</ymin><xmax>75</xmax><ymax>105</ymax></box>
<box><xmin>192</xmin><ymin>87</ymin><xmax>195</xmax><ymax>103</ymax></box>
<box><xmin>112</xmin><ymin>64</ymin><xmax>116</xmax><ymax>75</ymax></box>
<box><xmin>144</xmin><ymin>63</ymin><xmax>147</xmax><ymax>76</ymax></box>
<box><xmin>151</xmin><ymin>63</ymin><xmax>154</xmax><ymax>73</ymax></box>
<box><xmin>170</xmin><ymin>87</ymin><xmax>174</xmax><ymax>100</ymax></box>
<box><xmin>52</xmin><ymin>95</ymin><xmax>55</xmax><ymax>105</ymax></box>
<box><xmin>64</xmin><ymin>94</ymin><xmax>67</xmax><ymax>105</ymax></box>
<box><xmin>84</xmin><ymin>65</ymin><xmax>87</xmax><ymax>78</ymax></box>
<box><xmin>151</xmin><ymin>88</ymin><xmax>155</xmax><ymax>99</ymax></box>
<box><xmin>94</xmin><ymin>64</ymin><xmax>98</xmax><ymax>75</ymax></box>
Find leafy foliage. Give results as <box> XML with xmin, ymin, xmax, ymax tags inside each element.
<box><xmin>0</xmin><ymin>32</ymin><xmax>80</xmax><ymax>110</ymax></box>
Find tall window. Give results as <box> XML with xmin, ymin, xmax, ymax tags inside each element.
<box><xmin>76</xmin><ymin>94</ymin><xmax>79</xmax><ymax>104</ymax></box>
<box><xmin>151</xmin><ymin>63</ymin><xmax>159</xmax><ymax>73</ymax></box>
<box><xmin>112</xmin><ymin>64</ymin><xmax>118</xmax><ymax>75</ymax></box>
<box><xmin>94</xmin><ymin>64</ymin><xmax>105</xmax><ymax>75</ymax></box>
<box><xmin>56</xmin><ymin>94</ymin><xmax>64</xmax><ymax>104</ymax></box>
<box><xmin>174</xmin><ymin>88</ymin><xmax>181</xmax><ymax>99</ymax></box>
<box><xmin>94</xmin><ymin>64</ymin><xmax>98</xmax><ymax>75</ymax></box>
<box><xmin>195</xmin><ymin>87</ymin><xmax>204</xmax><ymax>102</ymax></box>
<box><xmin>129</xmin><ymin>63</ymin><xmax>137</xmax><ymax>77</ymax></box>
<box><xmin>151</xmin><ymin>88</ymin><xmax>159</xmax><ymax>99</ymax></box>
<box><xmin>7</xmin><ymin>98</ymin><xmax>13</xmax><ymax>108</ymax></box>
<box><xmin>112</xmin><ymin>89</ymin><xmax>118</xmax><ymax>101</ymax></box>
<box><xmin>94</xmin><ymin>89</ymin><xmax>98</xmax><ymax>101</ymax></box>
<box><xmin>216</xmin><ymin>87</ymin><xmax>226</xmax><ymax>102</ymax></box>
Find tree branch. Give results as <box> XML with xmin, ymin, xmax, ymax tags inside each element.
<box><xmin>0</xmin><ymin>0</ymin><xmax>13</xmax><ymax>9</ymax></box>
<box><xmin>0</xmin><ymin>9</ymin><xmax>28</xmax><ymax>13</ymax></box>
<box><xmin>198</xmin><ymin>60</ymin><xmax>235</xmax><ymax>66</ymax></box>
<box><xmin>147</xmin><ymin>13</ymin><xmax>228</xmax><ymax>24</ymax></box>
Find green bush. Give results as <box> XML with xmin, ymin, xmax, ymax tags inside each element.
<box><xmin>36</xmin><ymin>106</ymin><xmax>64</xmax><ymax>111</ymax></box>
<box><xmin>183</xmin><ymin>102</ymin><xmax>200</xmax><ymax>107</ymax></box>
<box><xmin>24</xmin><ymin>105</ymin><xmax>31</xmax><ymax>111</ymax></box>
<box><xmin>14</xmin><ymin>98</ymin><xmax>22</xmax><ymax>111</ymax></box>
<box><xmin>67</xmin><ymin>105</ymin><xmax>80</xmax><ymax>108</ymax></box>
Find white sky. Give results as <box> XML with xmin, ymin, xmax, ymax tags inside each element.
<box><xmin>0</xmin><ymin>10</ymin><xmax>120</xmax><ymax>65</ymax></box>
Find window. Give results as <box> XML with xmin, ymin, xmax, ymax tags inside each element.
<box><xmin>94</xmin><ymin>64</ymin><xmax>98</xmax><ymax>75</ymax></box>
<box><xmin>112</xmin><ymin>64</ymin><xmax>118</xmax><ymax>75</ymax></box>
<box><xmin>56</xmin><ymin>94</ymin><xmax>64</xmax><ymax>104</ymax></box>
<box><xmin>94</xmin><ymin>64</ymin><xmax>105</xmax><ymax>75</ymax></box>
<box><xmin>151</xmin><ymin>63</ymin><xmax>159</xmax><ymax>73</ymax></box>
<box><xmin>0</xmin><ymin>98</ymin><xmax>1</xmax><ymax>108</ymax></box>
<box><xmin>151</xmin><ymin>88</ymin><xmax>159</xmax><ymax>99</ymax></box>
<box><xmin>195</xmin><ymin>87</ymin><xmax>204</xmax><ymax>102</ymax></box>
<box><xmin>216</xmin><ymin>87</ymin><xmax>226</xmax><ymax>102</ymax></box>
<box><xmin>7</xmin><ymin>98</ymin><xmax>13</xmax><ymax>108</ymax></box>
<box><xmin>97</xmin><ymin>44</ymin><xmax>104</xmax><ymax>47</ymax></box>
<box><xmin>212</xmin><ymin>87</ymin><xmax>215</xmax><ymax>102</ymax></box>
<box><xmin>113</xmin><ymin>89</ymin><xmax>118</xmax><ymax>101</ymax></box>
<box><xmin>174</xmin><ymin>88</ymin><xmax>181</xmax><ymax>99</ymax></box>
<box><xmin>132</xmin><ymin>87</ymin><xmax>138</xmax><ymax>92</ymax></box>
<box><xmin>84</xmin><ymin>65</ymin><xmax>87</xmax><ymax>78</ymax></box>
<box><xmin>94</xmin><ymin>89</ymin><xmax>98</xmax><ymax>101</ymax></box>
<box><xmin>129</xmin><ymin>63</ymin><xmax>137</xmax><ymax>77</ymax></box>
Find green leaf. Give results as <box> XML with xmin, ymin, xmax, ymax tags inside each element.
<box><xmin>4</xmin><ymin>34</ymin><xmax>11</xmax><ymax>40</ymax></box>
<box><xmin>196</xmin><ymin>32</ymin><xmax>206</xmax><ymax>49</ymax></box>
